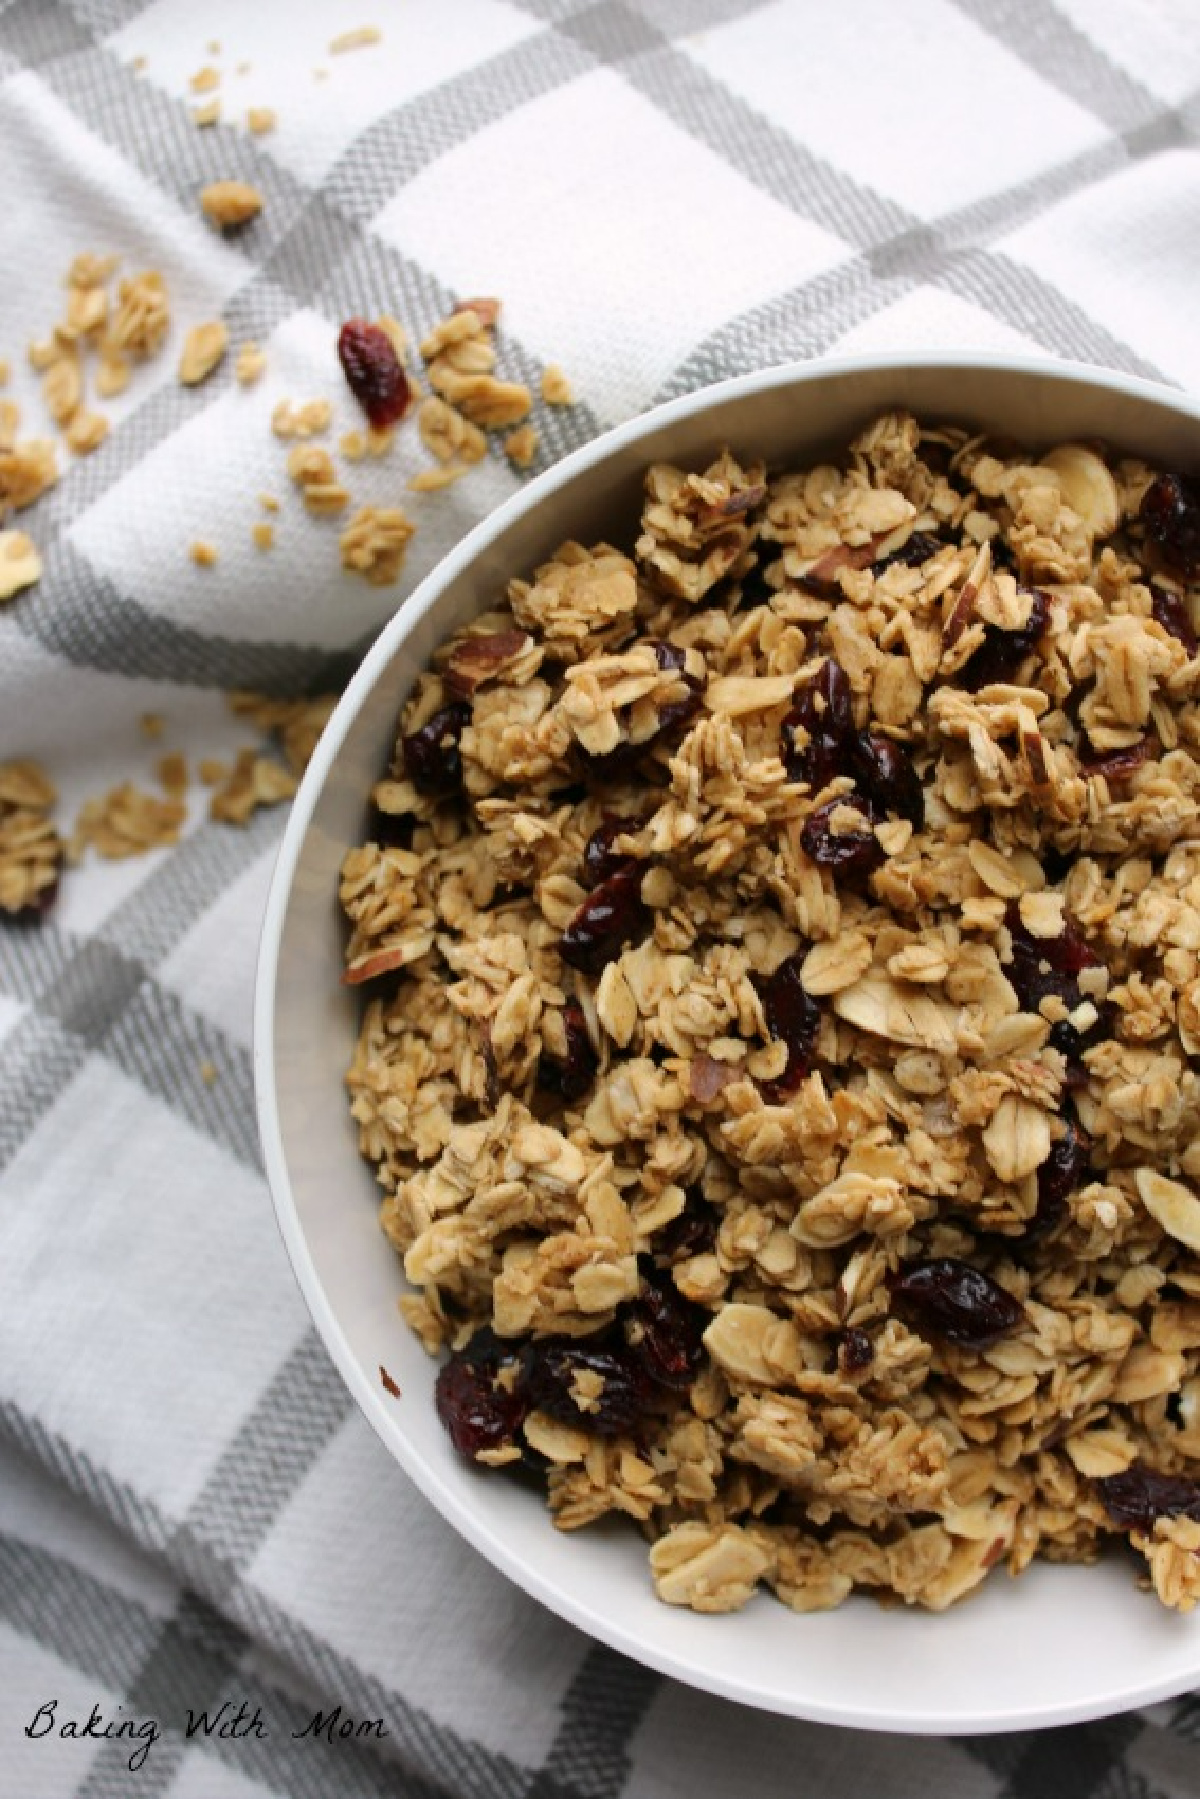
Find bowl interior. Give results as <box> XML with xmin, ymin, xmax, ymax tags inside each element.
<box><xmin>257</xmin><ymin>356</ymin><xmax>1200</xmax><ymax>1733</ymax></box>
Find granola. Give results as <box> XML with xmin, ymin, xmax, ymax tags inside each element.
<box><xmin>341</xmin><ymin>412</ymin><xmax>1200</xmax><ymax>1617</ymax></box>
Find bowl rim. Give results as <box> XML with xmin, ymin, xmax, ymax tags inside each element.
<box><xmin>254</xmin><ymin>349</ymin><xmax>1200</xmax><ymax>1734</ymax></box>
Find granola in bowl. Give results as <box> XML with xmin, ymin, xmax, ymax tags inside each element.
<box><xmin>340</xmin><ymin>409</ymin><xmax>1200</xmax><ymax>1617</ymax></box>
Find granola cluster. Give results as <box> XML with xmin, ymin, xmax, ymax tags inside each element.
<box><xmin>341</xmin><ymin>411</ymin><xmax>1200</xmax><ymax>1616</ymax></box>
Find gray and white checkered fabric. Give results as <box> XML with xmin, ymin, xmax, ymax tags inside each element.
<box><xmin>3</xmin><ymin>1</ymin><xmax>1200</xmax><ymax>1793</ymax></box>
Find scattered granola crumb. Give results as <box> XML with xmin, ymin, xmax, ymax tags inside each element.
<box><xmin>272</xmin><ymin>398</ymin><xmax>332</xmax><ymax>440</ymax></box>
<box><xmin>200</xmin><ymin>181</ymin><xmax>264</xmax><ymax>228</ymax></box>
<box><xmin>421</xmin><ymin>305</ymin><xmax>532</xmax><ymax>430</ymax></box>
<box><xmin>418</xmin><ymin>395</ymin><xmax>486</xmax><ymax>466</ymax></box>
<box><xmin>130</xmin><ymin>55</ymin><xmax>147</xmax><ymax>72</ymax></box>
<box><xmin>339</xmin><ymin>505</ymin><xmax>415</xmax><ymax>585</ymax></box>
<box><xmin>227</xmin><ymin>690</ymin><xmax>337</xmax><ymax>775</ymax></box>
<box><xmin>246</xmin><ymin>106</ymin><xmax>276</xmax><ymax>135</ymax></box>
<box><xmin>96</xmin><ymin>352</ymin><xmax>131</xmax><ymax>399</ymax></box>
<box><xmin>504</xmin><ymin>423</ymin><xmax>539</xmax><ymax>468</ymax></box>
<box><xmin>235</xmin><ymin>341</ymin><xmax>267</xmax><ymax>386</ymax></box>
<box><xmin>42</xmin><ymin>355</ymin><xmax>81</xmax><ymax>427</ymax></box>
<box><xmin>330</xmin><ymin>26</ymin><xmax>381</xmax><ymax>53</ymax></box>
<box><xmin>198</xmin><ymin>758</ymin><xmax>227</xmax><ymax>786</ymax></box>
<box><xmin>540</xmin><ymin>364</ymin><xmax>573</xmax><ymax>406</ymax></box>
<box><xmin>286</xmin><ymin>444</ymin><xmax>349</xmax><ymax>516</ymax></box>
<box><xmin>158</xmin><ymin>752</ymin><xmax>188</xmax><ymax>793</ymax></box>
<box><xmin>0</xmin><ymin>760</ymin><xmax>61</xmax><ymax>915</ymax></box>
<box><xmin>189</xmin><ymin>65</ymin><xmax>220</xmax><ymax>93</ymax></box>
<box><xmin>0</xmin><ymin>438</ymin><xmax>58</xmax><ymax>512</ymax></box>
<box><xmin>110</xmin><ymin>271</ymin><xmax>169</xmax><ymax>358</ymax></box>
<box><xmin>139</xmin><ymin>713</ymin><xmax>164</xmax><ymax>741</ymax></box>
<box><xmin>65</xmin><ymin>410</ymin><xmax>109</xmax><ymax>456</ymax></box>
<box><xmin>313</xmin><ymin>66</ymin><xmax>328</xmax><ymax>80</ymax></box>
<box><xmin>340</xmin><ymin>431</ymin><xmax>366</xmax><ymax>462</ymax></box>
<box><xmin>252</xmin><ymin>521</ymin><xmax>275</xmax><ymax>550</ymax></box>
<box><xmin>0</xmin><ymin>361</ymin><xmax>9</xmax><ymax>387</ymax></box>
<box><xmin>0</xmin><ymin>531</ymin><xmax>42</xmax><ymax>601</ymax></box>
<box><xmin>408</xmin><ymin>465</ymin><xmax>468</xmax><ymax>493</ymax></box>
<box><xmin>192</xmin><ymin>99</ymin><xmax>221</xmax><ymax>127</ymax></box>
<box><xmin>179</xmin><ymin>321</ymin><xmax>229</xmax><ymax>387</ymax></box>
<box><xmin>209</xmin><ymin>748</ymin><xmax>298</xmax><ymax>824</ymax></box>
<box><xmin>206</xmin><ymin>39</ymin><xmax>221</xmax><ymax>55</ymax></box>
<box><xmin>199</xmin><ymin>1058</ymin><xmax>218</xmax><ymax>1086</ymax></box>
<box><xmin>70</xmin><ymin>781</ymin><xmax>186</xmax><ymax>861</ymax></box>
<box><xmin>258</xmin><ymin>493</ymin><xmax>280</xmax><ymax>514</ymax></box>
<box><xmin>190</xmin><ymin>540</ymin><xmax>218</xmax><ymax>567</ymax></box>
<box><xmin>236</xmin><ymin>61</ymin><xmax>251</xmax><ymax>76</ymax></box>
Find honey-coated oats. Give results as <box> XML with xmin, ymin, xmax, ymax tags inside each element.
<box><xmin>338</xmin><ymin>413</ymin><xmax>1200</xmax><ymax>1615</ymax></box>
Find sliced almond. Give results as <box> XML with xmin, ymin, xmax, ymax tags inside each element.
<box><xmin>1136</xmin><ymin>1169</ymin><xmax>1200</xmax><ymax>1252</ymax></box>
<box><xmin>704</xmin><ymin>673</ymin><xmax>795</xmax><ymax>715</ymax></box>
<box><xmin>832</xmin><ymin>969</ymin><xmax>959</xmax><ymax>1053</ymax></box>
<box><xmin>800</xmin><ymin>932</ymin><xmax>872</xmax><ymax>995</ymax></box>
<box><xmin>1040</xmin><ymin>443</ymin><xmax>1120</xmax><ymax>539</ymax></box>
<box><xmin>0</xmin><ymin>530</ymin><xmax>42</xmax><ymax>601</ymax></box>
<box><xmin>981</xmin><ymin>1094</ymin><xmax>1052</xmax><ymax>1184</ymax></box>
<box><xmin>179</xmin><ymin>320</ymin><xmax>228</xmax><ymax>386</ymax></box>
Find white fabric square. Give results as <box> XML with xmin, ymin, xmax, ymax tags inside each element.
<box><xmin>68</xmin><ymin>305</ymin><xmax>523</xmax><ymax>649</ymax></box>
<box><xmin>374</xmin><ymin>66</ymin><xmax>849</xmax><ymax>418</ymax></box>
<box><xmin>0</xmin><ymin>1446</ymin><xmax>177</xmax><ymax>1618</ymax></box>
<box><xmin>682</xmin><ymin>0</ymin><xmax>1107</xmax><ymax>219</ymax></box>
<box><xmin>628</xmin><ymin>1680</ymin><xmax>1003</xmax><ymax>1799</ymax></box>
<box><xmin>157</xmin><ymin>845</ymin><xmax>277</xmax><ymax>1048</ymax></box>
<box><xmin>0</xmin><ymin>1624</ymin><xmax>113</xmax><ymax>1798</ymax></box>
<box><xmin>0</xmin><ymin>991</ymin><xmax>27</xmax><ymax>1047</ymax></box>
<box><xmin>1053</xmin><ymin>0</ymin><xmax>1200</xmax><ymax>106</ymax></box>
<box><xmin>108</xmin><ymin>0</ymin><xmax>540</xmax><ymax>190</ymax></box>
<box><xmin>0</xmin><ymin>1057</ymin><xmax>307</xmax><ymax>1515</ymax></box>
<box><xmin>246</xmin><ymin>1413</ymin><xmax>580</xmax><ymax>1761</ymax></box>
<box><xmin>830</xmin><ymin>285</ymin><xmax>1048</xmax><ymax>360</ymax></box>
<box><xmin>996</xmin><ymin>148</ymin><xmax>1200</xmax><ymax>390</ymax></box>
<box><xmin>166</xmin><ymin>1751</ymin><xmax>284</xmax><ymax>1799</ymax></box>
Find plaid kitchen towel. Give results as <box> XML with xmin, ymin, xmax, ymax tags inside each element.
<box><xmin>3</xmin><ymin>0</ymin><xmax>1200</xmax><ymax>1794</ymax></box>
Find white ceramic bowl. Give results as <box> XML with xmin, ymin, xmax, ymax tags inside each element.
<box><xmin>255</xmin><ymin>353</ymin><xmax>1200</xmax><ymax>1734</ymax></box>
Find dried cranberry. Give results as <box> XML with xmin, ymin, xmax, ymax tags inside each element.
<box><xmin>959</xmin><ymin>590</ymin><xmax>1048</xmax><ymax>691</ymax></box>
<box><xmin>401</xmin><ymin>701</ymin><xmax>470</xmax><ymax>796</ymax></box>
<box><xmin>537</xmin><ymin>999</ymin><xmax>598</xmax><ymax>1102</ymax></box>
<box><xmin>870</xmin><ymin>530</ymin><xmax>945</xmax><ymax>574</ymax></box>
<box><xmin>520</xmin><ymin>1339</ymin><xmax>652</xmax><ymax>1436</ymax></box>
<box><xmin>1026</xmin><ymin>1114</ymin><xmax>1090</xmax><ymax>1240</ymax></box>
<box><xmin>1080</xmin><ymin>739</ymin><xmax>1153</xmax><ymax>784</ymax></box>
<box><xmin>435</xmin><ymin>1328</ymin><xmax>528</xmax><ymax>1458</ymax></box>
<box><xmin>338</xmin><ymin>318</ymin><xmax>411</xmax><ymax>430</ymax></box>
<box><xmin>781</xmin><ymin>659</ymin><xmax>853</xmax><ymax>790</ymax></box>
<box><xmin>755</xmin><ymin>952</ymin><xmax>821</xmax><ymax>1101</ymax></box>
<box><xmin>1097</xmin><ymin>1465</ymin><xmax>1200</xmax><ymax>1533</ymax></box>
<box><xmin>1140</xmin><ymin>473</ymin><xmax>1200</xmax><ymax>581</ymax></box>
<box><xmin>850</xmin><ymin>733</ymin><xmax>924</xmax><ymax>827</ymax></box>
<box><xmin>801</xmin><ymin>797</ymin><xmax>885</xmax><ymax>876</ymax></box>
<box><xmin>647</xmin><ymin>640</ymin><xmax>705</xmax><ymax>737</ymax></box>
<box><xmin>626</xmin><ymin>1269</ymin><xmax>705</xmax><ymax>1392</ymax></box>
<box><xmin>583</xmin><ymin>817</ymin><xmax>636</xmax><ymax>887</ymax></box>
<box><xmin>1003</xmin><ymin>902</ymin><xmax>1107</xmax><ymax>1065</ymax></box>
<box><xmin>891</xmin><ymin>1257</ymin><xmax>1025</xmax><ymax>1348</ymax></box>
<box><xmin>1150</xmin><ymin>584</ymin><xmax>1198</xmax><ymax>655</ymax></box>
<box><xmin>560</xmin><ymin>859</ymin><xmax>650</xmax><ymax>974</ymax></box>
<box><xmin>656</xmin><ymin>1192</ymin><xmax>719</xmax><ymax>1262</ymax></box>
<box><xmin>838</xmin><ymin>1327</ymin><xmax>873</xmax><ymax>1373</ymax></box>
